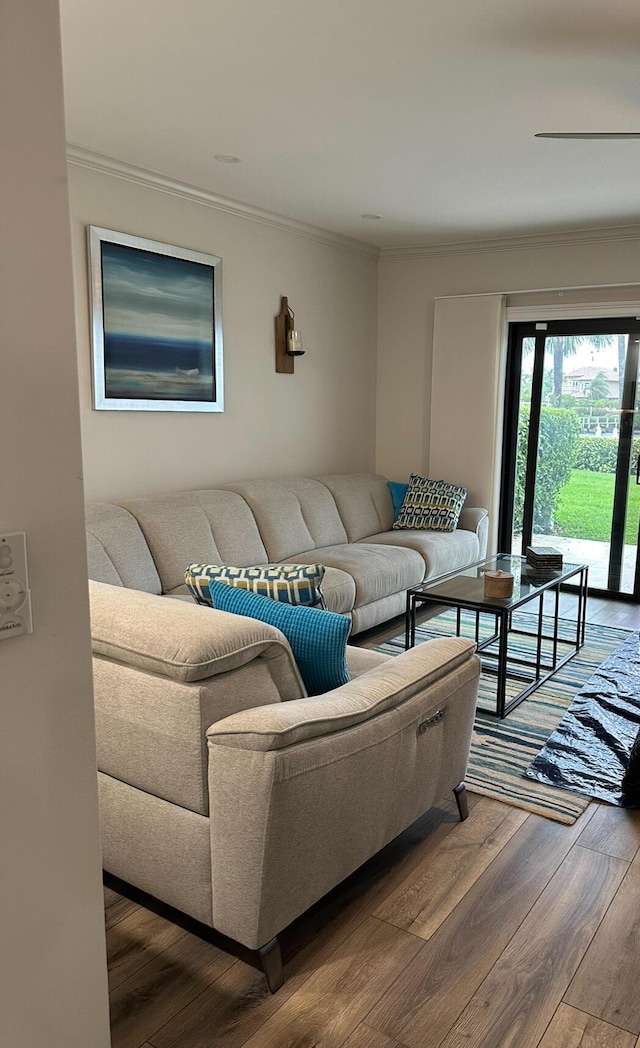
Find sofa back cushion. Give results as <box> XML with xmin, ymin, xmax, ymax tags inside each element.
<box><xmin>226</xmin><ymin>477</ymin><xmax>348</xmax><ymax>562</ymax></box>
<box><xmin>318</xmin><ymin>473</ymin><xmax>394</xmax><ymax>541</ymax></box>
<box><xmin>121</xmin><ymin>490</ymin><xmax>268</xmax><ymax>594</ymax></box>
<box><xmin>85</xmin><ymin>502</ymin><xmax>162</xmax><ymax>594</ymax></box>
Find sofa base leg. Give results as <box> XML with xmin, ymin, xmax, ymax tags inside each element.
<box><xmin>258</xmin><ymin>936</ymin><xmax>284</xmax><ymax>993</ymax></box>
<box><xmin>453</xmin><ymin>782</ymin><xmax>469</xmax><ymax>821</ymax></box>
<box><xmin>104</xmin><ymin>871</ymin><xmax>286</xmax><ymax>992</ymax></box>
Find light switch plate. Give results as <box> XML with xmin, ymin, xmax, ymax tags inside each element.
<box><xmin>0</xmin><ymin>531</ymin><xmax>33</xmax><ymax>637</ymax></box>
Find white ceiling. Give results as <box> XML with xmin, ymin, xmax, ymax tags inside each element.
<box><xmin>59</xmin><ymin>0</ymin><xmax>640</xmax><ymax>250</ymax></box>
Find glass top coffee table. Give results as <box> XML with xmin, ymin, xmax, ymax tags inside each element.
<box><xmin>405</xmin><ymin>553</ymin><xmax>588</xmax><ymax>718</ymax></box>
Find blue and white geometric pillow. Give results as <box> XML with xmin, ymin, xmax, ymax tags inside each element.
<box><xmin>392</xmin><ymin>474</ymin><xmax>466</xmax><ymax>532</ymax></box>
<box><xmin>185</xmin><ymin>562</ymin><xmax>326</xmax><ymax>608</ymax></box>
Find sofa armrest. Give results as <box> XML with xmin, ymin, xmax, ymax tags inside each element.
<box><xmin>206</xmin><ymin>635</ymin><xmax>480</xmax><ymax>949</ymax></box>
<box><xmin>89</xmin><ymin>579</ymin><xmax>303</xmax><ymax>691</ymax></box>
<box><xmin>458</xmin><ymin>506</ymin><xmax>489</xmax><ymax>559</ymax></box>
<box><xmin>207</xmin><ymin>636</ymin><xmax>477</xmax><ymax>750</ymax></box>
<box><xmin>458</xmin><ymin>506</ymin><xmax>488</xmax><ymax>534</ymax></box>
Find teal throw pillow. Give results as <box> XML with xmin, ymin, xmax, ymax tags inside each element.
<box><xmin>207</xmin><ymin>580</ymin><xmax>350</xmax><ymax>696</ymax></box>
<box><xmin>185</xmin><ymin>562</ymin><xmax>325</xmax><ymax>609</ymax></box>
<box><xmin>387</xmin><ymin>481</ymin><xmax>409</xmax><ymax>522</ymax></box>
<box><xmin>393</xmin><ymin>474</ymin><xmax>467</xmax><ymax>532</ymax></box>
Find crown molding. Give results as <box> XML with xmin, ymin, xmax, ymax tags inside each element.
<box><xmin>379</xmin><ymin>222</ymin><xmax>640</xmax><ymax>262</ymax></box>
<box><xmin>65</xmin><ymin>145</ymin><xmax>640</xmax><ymax>263</ymax></box>
<box><xmin>66</xmin><ymin>145</ymin><xmax>380</xmax><ymax>261</ymax></box>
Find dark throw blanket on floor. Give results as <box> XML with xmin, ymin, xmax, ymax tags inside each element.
<box><xmin>525</xmin><ymin>632</ymin><xmax>640</xmax><ymax>807</ymax></box>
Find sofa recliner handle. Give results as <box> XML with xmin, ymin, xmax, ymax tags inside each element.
<box><xmin>417</xmin><ymin>709</ymin><xmax>444</xmax><ymax>735</ymax></box>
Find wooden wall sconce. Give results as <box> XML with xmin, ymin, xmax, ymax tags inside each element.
<box><xmin>275</xmin><ymin>296</ymin><xmax>305</xmax><ymax>373</ymax></box>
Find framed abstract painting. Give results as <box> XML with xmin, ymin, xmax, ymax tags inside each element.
<box><xmin>88</xmin><ymin>226</ymin><xmax>223</xmax><ymax>412</ymax></box>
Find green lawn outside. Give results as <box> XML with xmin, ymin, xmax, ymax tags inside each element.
<box><xmin>554</xmin><ymin>470</ymin><xmax>640</xmax><ymax>544</ymax></box>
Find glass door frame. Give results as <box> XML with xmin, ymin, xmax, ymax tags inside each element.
<box><xmin>498</xmin><ymin>316</ymin><xmax>640</xmax><ymax>602</ymax></box>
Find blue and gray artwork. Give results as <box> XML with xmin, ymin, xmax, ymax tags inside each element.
<box><xmin>102</xmin><ymin>242</ymin><xmax>215</xmax><ymax>401</ymax></box>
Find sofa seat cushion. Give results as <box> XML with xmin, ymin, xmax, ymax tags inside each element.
<box><xmin>363</xmin><ymin>528</ymin><xmax>480</xmax><ymax>580</ymax></box>
<box><xmin>346</xmin><ymin>646</ymin><xmax>391</xmax><ymax>678</ymax></box>
<box><xmin>298</xmin><ymin>564</ymin><xmax>355</xmax><ymax>615</ymax></box>
<box><xmin>288</xmin><ymin>543</ymin><xmax>424</xmax><ymax>607</ymax></box>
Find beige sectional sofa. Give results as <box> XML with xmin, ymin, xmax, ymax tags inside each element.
<box><xmin>87</xmin><ymin>472</ymin><xmax>488</xmax><ymax>633</ymax></box>
<box><xmin>86</xmin><ymin>472</ymin><xmax>485</xmax><ymax>989</ymax></box>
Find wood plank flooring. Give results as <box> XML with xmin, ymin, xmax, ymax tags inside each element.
<box><xmin>104</xmin><ymin>595</ymin><xmax>640</xmax><ymax>1048</ymax></box>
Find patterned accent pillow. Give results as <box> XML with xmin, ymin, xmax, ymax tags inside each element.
<box><xmin>207</xmin><ymin>581</ymin><xmax>350</xmax><ymax>696</ymax></box>
<box><xmin>185</xmin><ymin>562</ymin><xmax>326</xmax><ymax>609</ymax></box>
<box><xmin>392</xmin><ymin>474</ymin><xmax>467</xmax><ymax>532</ymax></box>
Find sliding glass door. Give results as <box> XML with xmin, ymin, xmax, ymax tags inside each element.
<box><xmin>499</xmin><ymin>317</ymin><xmax>640</xmax><ymax>598</ymax></box>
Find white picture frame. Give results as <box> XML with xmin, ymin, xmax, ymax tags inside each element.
<box><xmin>88</xmin><ymin>226</ymin><xmax>224</xmax><ymax>412</ymax></box>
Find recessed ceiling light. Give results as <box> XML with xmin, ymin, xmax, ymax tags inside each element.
<box><xmin>214</xmin><ymin>154</ymin><xmax>242</xmax><ymax>163</ymax></box>
<box><xmin>361</xmin><ymin>213</ymin><xmax>382</xmax><ymax>220</ymax></box>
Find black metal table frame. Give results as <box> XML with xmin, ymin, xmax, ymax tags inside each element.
<box><xmin>405</xmin><ymin>562</ymin><xmax>589</xmax><ymax>718</ymax></box>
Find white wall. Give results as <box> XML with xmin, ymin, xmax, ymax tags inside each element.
<box><xmin>377</xmin><ymin>237</ymin><xmax>640</xmax><ymax>531</ymax></box>
<box><xmin>0</xmin><ymin>2</ymin><xmax>110</xmax><ymax>1046</ymax></box>
<box><xmin>430</xmin><ymin>294</ymin><xmax>505</xmax><ymax>550</ymax></box>
<box><xmin>68</xmin><ymin>165</ymin><xmax>379</xmax><ymax>501</ymax></box>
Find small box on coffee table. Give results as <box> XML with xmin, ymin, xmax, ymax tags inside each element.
<box><xmin>526</xmin><ymin>545</ymin><xmax>563</xmax><ymax>581</ymax></box>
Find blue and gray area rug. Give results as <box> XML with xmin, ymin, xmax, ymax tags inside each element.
<box><xmin>377</xmin><ymin>611</ymin><xmax>633</xmax><ymax>824</ymax></box>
